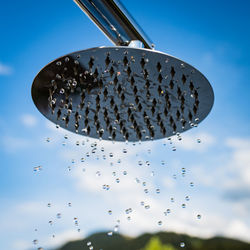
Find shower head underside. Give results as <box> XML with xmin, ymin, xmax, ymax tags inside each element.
<box><xmin>32</xmin><ymin>1</ymin><xmax>214</xmax><ymax>142</ymax></box>
<box><xmin>32</xmin><ymin>47</ymin><xmax>213</xmax><ymax>142</ymax></box>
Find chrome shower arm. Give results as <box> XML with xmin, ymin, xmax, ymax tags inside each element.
<box><xmin>73</xmin><ymin>0</ymin><xmax>153</xmax><ymax>49</ymax></box>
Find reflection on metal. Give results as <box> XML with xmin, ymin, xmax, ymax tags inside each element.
<box><xmin>32</xmin><ymin>47</ymin><xmax>214</xmax><ymax>142</ymax></box>
<box><xmin>74</xmin><ymin>0</ymin><xmax>153</xmax><ymax>48</ymax></box>
<box><xmin>32</xmin><ymin>0</ymin><xmax>214</xmax><ymax>142</ymax></box>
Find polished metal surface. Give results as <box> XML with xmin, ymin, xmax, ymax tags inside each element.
<box><xmin>32</xmin><ymin>46</ymin><xmax>214</xmax><ymax>142</ymax></box>
<box><xmin>74</xmin><ymin>0</ymin><xmax>153</xmax><ymax>48</ymax></box>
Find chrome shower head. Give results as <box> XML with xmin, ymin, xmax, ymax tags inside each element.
<box><xmin>32</xmin><ymin>0</ymin><xmax>214</xmax><ymax>142</ymax></box>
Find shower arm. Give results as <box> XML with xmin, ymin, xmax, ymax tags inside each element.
<box><xmin>73</xmin><ymin>0</ymin><xmax>153</xmax><ymax>49</ymax></box>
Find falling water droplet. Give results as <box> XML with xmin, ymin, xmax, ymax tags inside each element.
<box><xmin>180</xmin><ymin>242</ymin><xmax>185</xmax><ymax>248</ymax></box>
<box><xmin>34</xmin><ymin>166</ymin><xmax>42</xmax><ymax>172</ymax></box>
<box><xmin>114</xmin><ymin>225</ymin><xmax>119</xmax><ymax>232</ymax></box>
<box><xmin>107</xmin><ymin>231</ymin><xmax>113</xmax><ymax>236</ymax></box>
<box><xmin>33</xmin><ymin>239</ymin><xmax>38</xmax><ymax>245</ymax></box>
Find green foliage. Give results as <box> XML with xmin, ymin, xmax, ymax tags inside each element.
<box><xmin>143</xmin><ymin>236</ymin><xmax>176</xmax><ymax>250</ymax></box>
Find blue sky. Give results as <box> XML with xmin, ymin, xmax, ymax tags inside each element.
<box><xmin>0</xmin><ymin>0</ymin><xmax>250</xmax><ymax>249</ymax></box>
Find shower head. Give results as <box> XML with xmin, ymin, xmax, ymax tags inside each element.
<box><xmin>32</xmin><ymin>0</ymin><xmax>214</xmax><ymax>142</ymax></box>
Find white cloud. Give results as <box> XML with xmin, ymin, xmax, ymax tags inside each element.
<box><xmin>1</xmin><ymin>135</ymin><xmax>30</xmax><ymax>153</ymax></box>
<box><xmin>20</xmin><ymin>114</ymin><xmax>37</xmax><ymax>127</ymax></box>
<box><xmin>0</xmin><ymin>62</ymin><xmax>12</xmax><ymax>75</ymax></box>
<box><xmin>223</xmin><ymin>137</ymin><xmax>250</xmax><ymax>189</ymax></box>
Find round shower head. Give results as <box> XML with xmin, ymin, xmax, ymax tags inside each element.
<box><xmin>32</xmin><ymin>46</ymin><xmax>214</xmax><ymax>142</ymax></box>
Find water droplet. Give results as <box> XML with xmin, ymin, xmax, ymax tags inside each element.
<box><xmin>87</xmin><ymin>241</ymin><xmax>92</xmax><ymax>246</ymax></box>
<box><xmin>156</xmin><ymin>188</ymin><xmax>160</xmax><ymax>194</ymax></box>
<box><xmin>48</xmin><ymin>220</ymin><xmax>53</xmax><ymax>225</ymax></box>
<box><xmin>56</xmin><ymin>213</ymin><xmax>61</xmax><ymax>219</ymax></box>
<box><xmin>68</xmin><ymin>202</ymin><xmax>72</xmax><ymax>207</ymax></box>
<box><xmin>173</xmin><ymin>174</ymin><xmax>177</xmax><ymax>179</ymax></box>
<box><xmin>197</xmin><ymin>138</ymin><xmax>201</xmax><ymax>143</ymax></box>
<box><xmin>180</xmin><ymin>242</ymin><xmax>185</xmax><ymax>248</ymax></box>
<box><xmin>150</xmin><ymin>171</ymin><xmax>155</xmax><ymax>177</ymax></box>
<box><xmin>171</xmin><ymin>197</ymin><xmax>174</xmax><ymax>203</ymax></box>
<box><xmin>60</xmin><ymin>88</ymin><xmax>65</xmax><ymax>94</ymax></box>
<box><xmin>127</xmin><ymin>216</ymin><xmax>131</xmax><ymax>221</ymax></box>
<box><xmin>197</xmin><ymin>214</ymin><xmax>201</xmax><ymax>219</ymax></box>
<box><xmin>81</xmin><ymin>158</ymin><xmax>85</xmax><ymax>162</ymax></box>
<box><xmin>164</xmin><ymin>209</ymin><xmax>171</xmax><ymax>215</ymax></box>
<box><xmin>33</xmin><ymin>239</ymin><xmax>38</xmax><ymax>245</ymax></box>
<box><xmin>96</xmin><ymin>171</ymin><xmax>101</xmax><ymax>177</ymax></box>
<box><xmin>114</xmin><ymin>225</ymin><xmax>119</xmax><ymax>232</ymax></box>
<box><xmin>145</xmin><ymin>205</ymin><xmax>150</xmax><ymax>209</ymax></box>
<box><xmin>182</xmin><ymin>204</ymin><xmax>186</xmax><ymax>208</ymax></box>
<box><xmin>38</xmin><ymin>248</ymin><xmax>44</xmax><ymax>250</ymax></box>
<box><xmin>185</xmin><ymin>196</ymin><xmax>190</xmax><ymax>201</ymax></box>
<box><xmin>47</xmin><ymin>203</ymin><xmax>51</xmax><ymax>207</ymax></box>
<box><xmin>109</xmin><ymin>152</ymin><xmax>113</xmax><ymax>157</ymax></box>
<box><xmin>142</xmin><ymin>181</ymin><xmax>146</xmax><ymax>186</ymax></box>
<box><xmin>190</xmin><ymin>182</ymin><xmax>194</xmax><ymax>187</ymax></box>
<box><xmin>135</xmin><ymin>178</ymin><xmax>140</xmax><ymax>183</ymax></box>
<box><xmin>122</xmin><ymin>149</ymin><xmax>127</xmax><ymax>153</ymax></box>
<box><xmin>144</xmin><ymin>189</ymin><xmax>149</xmax><ymax>194</ymax></box>
<box><xmin>158</xmin><ymin>221</ymin><xmax>162</xmax><ymax>226</ymax></box>
<box><xmin>138</xmin><ymin>161</ymin><xmax>143</xmax><ymax>166</ymax></box>
<box><xmin>123</xmin><ymin>171</ymin><xmax>127</xmax><ymax>176</ymax></box>
<box><xmin>46</xmin><ymin>137</ymin><xmax>50</xmax><ymax>142</ymax></box>
<box><xmin>172</xmin><ymin>146</ymin><xmax>176</xmax><ymax>151</ymax></box>
<box><xmin>64</xmin><ymin>135</ymin><xmax>68</xmax><ymax>139</ymax></box>
<box><xmin>33</xmin><ymin>166</ymin><xmax>42</xmax><ymax>172</ymax></box>
<box><xmin>107</xmin><ymin>231</ymin><xmax>113</xmax><ymax>236</ymax></box>
<box><xmin>108</xmin><ymin>210</ymin><xmax>112</xmax><ymax>215</ymax></box>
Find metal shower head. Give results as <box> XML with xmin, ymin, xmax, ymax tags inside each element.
<box><xmin>32</xmin><ymin>0</ymin><xmax>214</xmax><ymax>142</ymax></box>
